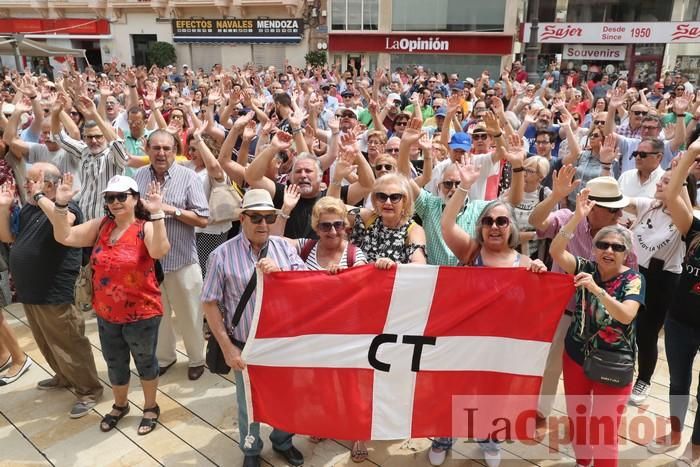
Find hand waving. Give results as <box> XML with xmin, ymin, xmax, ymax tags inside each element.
<box><xmin>142</xmin><ymin>181</ymin><xmax>164</xmax><ymax>214</ymax></box>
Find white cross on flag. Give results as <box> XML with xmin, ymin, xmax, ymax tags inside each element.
<box><xmin>241</xmin><ymin>265</ymin><xmax>573</xmax><ymax>440</ymax></box>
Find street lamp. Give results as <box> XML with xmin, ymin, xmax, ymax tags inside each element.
<box><xmin>525</xmin><ymin>0</ymin><xmax>541</xmax><ymax>84</ymax></box>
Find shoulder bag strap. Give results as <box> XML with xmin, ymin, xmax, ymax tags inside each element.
<box><xmin>231</xmin><ymin>242</ymin><xmax>269</xmax><ymax>329</ymax></box>
<box><xmin>299</xmin><ymin>239</ymin><xmax>317</xmax><ymax>262</ymax></box>
<box><xmin>347</xmin><ymin>242</ymin><xmax>356</xmax><ymax>267</ymax></box>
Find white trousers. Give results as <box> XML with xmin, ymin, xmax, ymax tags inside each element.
<box><xmin>537</xmin><ymin>313</ymin><xmax>573</xmax><ymax>417</ymax></box>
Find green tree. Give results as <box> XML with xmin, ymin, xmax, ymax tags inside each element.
<box><xmin>147</xmin><ymin>42</ymin><xmax>177</xmax><ymax>68</ymax></box>
<box><xmin>304</xmin><ymin>51</ymin><xmax>327</xmax><ymax>68</ymax></box>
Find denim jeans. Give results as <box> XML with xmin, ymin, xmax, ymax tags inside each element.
<box><xmin>233</xmin><ymin>369</ymin><xmax>294</xmax><ymax>456</ymax></box>
<box><xmin>665</xmin><ymin>317</ymin><xmax>700</xmax><ymax>443</ymax></box>
<box><xmin>97</xmin><ymin>315</ymin><xmax>161</xmax><ymax>386</ymax></box>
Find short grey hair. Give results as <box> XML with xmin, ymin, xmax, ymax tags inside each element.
<box><xmin>474</xmin><ymin>200</ymin><xmax>520</xmax><ymax>249</ymax></box>
<box><xmin>291</xmin><ymin>152</ymin><xmax>322</xmax><ymax>182</ymax></box>
<box><xmin>593</xmin><ymin>226</ymin><xmax>633</xmax><ymax>255</ymax></box>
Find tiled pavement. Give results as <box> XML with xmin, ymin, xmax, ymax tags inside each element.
<box><xmin>0</xmin><ymin>302</ymin><xmax>697</xmax><ymax>467</ymax></box>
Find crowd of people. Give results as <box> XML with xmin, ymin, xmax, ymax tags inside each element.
<box><xmin>0</xmin><ymin>57</ymin><xmax>699</xmax><ymax>467</ymax></box>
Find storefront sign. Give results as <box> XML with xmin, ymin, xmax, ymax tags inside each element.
<box><xmin>172</xmin><ymin>18</ymin><xmax>304</xmax><ymax>43</ymax></box>
<box><xmin>562</xmin><ymin>44</ymin><xmax>626</xmax><ymax>60</ymax></box>
<box><xmin>329</xmin><ymin>33</ymin><xmax>512</xmax><ymax>55</ymax></box>
<box><xmin>0</xmin><ymin>18</ymin><xmax>110</xmax><ymax>35</ymax></box>
<box><xmin>523</xmin><ymin>22</ymin><xmax>700</xmax><ymax>44</ymax></box>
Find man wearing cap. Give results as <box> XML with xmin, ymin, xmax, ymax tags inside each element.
<box><xmin>0</xmin><ymin>162</ymin><xmax>103</xmax><ymax>415</ymax></box>
<box><xmin>647</xmin><ymin>82</ymin><xmax>665</xmax><ymax>106</ymax></box>
<box><xmin>319</xmin><ymin>84</ymin><xmax>339</xmax><ymax>113</ymax></box>
<box><xmin>134</xmin><ymin>130</ymin><xmax>209</xmax><ymax>380</ymax></box>
<box><xmin>202</xmin><ymin>189</ymin><xmax>305</xmax><ymax>467</ymax></box>
<box><xmin>529</xmin><ymin>171</ymin><xmax>638</xmax><ymax>423</ymax></box>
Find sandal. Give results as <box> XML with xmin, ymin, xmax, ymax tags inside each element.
<box><xmin>138</xmin><ymin>404</ymin><xmax>160</xmax><ymax>436</ymax></box>
<box><xmin>351</xmin><ymin>440</ymin><xmax>368</xmax><ymax>463</ymax></box>
<box><xmin>100</xmin><ymin>403</ymin><xmax>130</xmax><ymax>432</ymax></box>
<box><xmin>309</xmin><ymin>436</ymin><xmax>325</xmax><ymax>443</ymax></box>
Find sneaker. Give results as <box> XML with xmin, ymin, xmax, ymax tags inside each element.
<box><xmin>484</xmin><ymin>450</ymin><xmax>501</xmax><ymax>467</ymax></box>
<box><xmin>37</xmin><ymin>376</ymin><xmax>65</xmax><ymax>390</ymax></box>
<box><xmin>0</xmin><ymin>356</ymin><xmax>32</xmax><ymax>386</ymax></box>
<box><xmin>428</xmin><ymin>447</ymin><xmax>447</xmax><ymax>466</ymax></box>
<box><xmin>69</xmin><ymin>400</ymin><xmax>96</xmax><ymax>419</ymax></box>
<box><xmin>630</xmin><ymin>379</ymin><xmax>651</xmax><ymax>406</ymax></box>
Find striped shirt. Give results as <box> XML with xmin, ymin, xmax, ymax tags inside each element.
<box><xmin>134</xmin><ymin>164</ymin><xmax>209</xmax><ymax>273</ymax></box>
<box><xmin>56</xmin><ymin>130</ymin><xmax>129</xmax><ymax>220</ymax></box>
<box><xmin>414</xmin><ymin>189</ymin><xmax>489</xmax><ymax>266</ymax></box>
<box><xmin>201</xmin><ymin>235</ymin><xmax>305</xmax><ymax>342</ymax></box>
<box><xmin>296</xmin><ymin>238</ymin><xmax>367</xmax><ymax>270</ymax></box>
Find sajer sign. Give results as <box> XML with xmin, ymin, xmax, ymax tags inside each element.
<box><xmin>562</xmin><ymin>44</ymin><xmax>626</xmax><ymax>61</ymax></box>
<box><xmin>523</xmin><ymin>22</ymin><xmax>700</xmax><ymax>44</ymax></box>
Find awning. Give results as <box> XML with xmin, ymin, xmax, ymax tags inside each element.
<box><xmin>173</xmin><ymin>36</ymin><xmax>302</xmax><ymax>44</ymax></box>
<box><xmin>0</xmin><ymin>35</ymin><xmax>86</xmax><ymax>57</ymax></box>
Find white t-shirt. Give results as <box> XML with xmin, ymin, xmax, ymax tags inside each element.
<box><xmin>427</xmin><ymin>152</ymin><xmax>500</xmax><ymax>201</ymax></box>
<box><xmin>618</xmin><ymin>166</ymin><xmax>665</xmax><ymax>199</ymax></box>
<box><xmin>631</xmin><ymin>197</ymin><xmax>684</xmax><ymax>273</ymax></box>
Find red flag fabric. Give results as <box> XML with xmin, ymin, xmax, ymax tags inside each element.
<box><xmin>241</xmin><ymin>264</ymin><xmax>574</xmax><ymax>440</ymax></box>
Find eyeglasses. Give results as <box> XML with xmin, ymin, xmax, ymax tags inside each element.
<box><xmin>632</xmin><ymin>110</ymin><xmax>648</xmax><ymax>116</ymax></box>
<box><xmin>524</xmin><ymin>168</ymin><xmax>538</xmax><ymax>175</ymax></box>
<box><xmin>631</xmin><ymin>150</ymin><xmax>660</xmax><ymax>159</ymax></box>
<box><xmin>70</xmin><ymin>111</ymin><xmax>80</xmax><ymax>116</ymax></box>
<box><xmin>386</xmin><ymin>148</ymin><xmax>400</xmax><ymax>154</ymax></box>
<box><xmin>150</xmin><ymin>145</ymin><xmax>173</xmax><ymax>152</ymax></box>
<box><xmin>244</xmin><ymin>212</ymin><xmax>278</xmax><ymax>224</ymax></box>
<box><xmin>472</xmin><ymin>133</ymin><xmax>489</xmax><ymax>141</ymax></box>
<box><xmin>597</xmin><ymin>206</ymin><xmax>621</xmax><ymax>214</ymax></box>
<box><xmin>104</xmin><ymin>192</ymin><xmax>132</xmax><ymax>204</ymax></box>
<box><xmin>535</xmin><ymin>139</ymin><xmax>551</xmax><ymax>145</ymax></box>
<box><xmin>318</xmin><ymin>221</ymin><xmax>345</xmax><ymax>232</ymax></box>
<box><xmin>374</xmin><ymin>164</ymin><xmax>394</xmax><ymax>172</ymax></box>
<box><xmin>374</xmin><ymin>192</ymin><xmax>404</xmax><ymax>203</ymax></box>
<box><xmin>432</xmin><ymin>105</ymin><xmax>441</xmax><ymax>110</ymax></box>
<box><xmin>593</xmin><ymin>120</ymin><xmax>606</xmax><ymax>126</ymax></box>
<box><xmin>641</xmin><ymin>125</ymin><xmax>659</xmax><ymax>131</ymax></box>
<box><xmin>394</xmin><ymin>121</ymin><xmax>408</xmax><ymax>127</ymax></box>
<box><xmin>171</xmin><ymin>114</ymin><xmax>184</xmax><ymax>120</ymax></box>
<box><xmin>85</xmin><ymin>134</ymin><xmax>105</xmax><ymax>141</ymax></box>
<box><xmin>441</xmin><ymin>181</ymin><xmax>460</xmax><ymax>189</ymax></box>
<box><xmin>595</xmin><ymin>240</ymin><xmax>626</xmax><ymax>253</ymax></box>
<box><xmin>481</xmin><ymin>216</ymin><xmax>510</xmax><ymax>228</ymax></box>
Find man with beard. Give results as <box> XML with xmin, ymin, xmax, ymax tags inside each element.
<box><xmin>520</xmin><ymin>107</ymin><xmax>569</xmax><ymax>158</ymax></box>
<box><xmin>53</xmin><ymin>96</ymin><xmax>129</xmax><ymax>220</ymax></box>
<box><xmin>245</xmin><ymin>131</ymin><xmax>375</xmax><ymax>239</ymax></box>
<box><xmin>398</xmin><ymin>118</ymin><xmax>524</xmax><ymax>266</ymax></box>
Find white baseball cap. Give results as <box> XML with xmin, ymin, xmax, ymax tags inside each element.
<box><xmin>102</xmin><ymin>175</ymin><xmax>139</xmax><ymax>194</ymax></box>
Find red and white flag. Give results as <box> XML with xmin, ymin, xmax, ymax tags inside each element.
<box><xmin>241</xmin><ymin>264</ymin><xmax>573</xmax><ymax>440</ymax></box>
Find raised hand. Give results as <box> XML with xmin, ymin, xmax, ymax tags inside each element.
<box><xmin>446</xmin><ymin>94</ymin><xmax>461</xmax><ymax>114</ymax></box>
<box><xmin>574</xmin><ymin>187</ymin><xmax>595</xmax><ymax>220</ymax></box>
<box><xmin>490</xmin><ymin>96</ymin><xmax>505</xmax><ymax>114</ymax></box>
<box><xmin>482</xmin><ymin>111</ymin><xmax>502</xmax><ymax>136</ymax></box>
<box><xmin>76</xmin><ymin>95</ymin><xmax>97</xmax><ymax>118</ymax></box>
<box><xmin>456</xmin><ymin>155</ymin><xmax>480</xmax><ymax>190</ymax></box>
<box><xmin>142</xmin><ymin>181</ymin><xmax>164</xmax><ymax>214</ymax></box>
<box><xmin>0</xmin><ymin>181</ymin><xmax>15</xmax><ymax>209</ymax></box>
<box><xmin>552</xmin><ymin>164</ymin><xmax>581</xmax><ymax>199</ymax></box>
<box><xmin>55</xmin><ymin>173</ymin><xmax>78</xmax><ymax>205</ymax></box>
<box><xmin>282</xmin><ymin>183</ymin><xmax>301</xmax><ymax>212</ymax></box>
<box><xmin>334</xmin><ymin>146</ymin><xmax>358</xmax><ymax>181</ymax></box>
<box><xmin>608</xmin><ymin>88</ymin><xmax>626</xmax><ymax>109</ymax></box>
<box><xmin>505</xmin><ymin>136</ymin><xmax>526</xmax><ymax>166</ymax></box>
<box><xmin>401</xmin><ymin>118</ymin><xmax>423</xmax><ymax>145</ymax></box>
<box><xmin>233</xmin><ymin>111</ymin><xmax>255</xmax><ymax>132</ymax></box>
<box><xmin>288</xmin><ymin>108</ymin><xmax>307</xmax><ymax>128</ymax></box>
<box><xmin>674</xmin><ymin>91</ymin><xmax>692</xmax><ymax>115</ymax></box>
<box><xmin>271</xmin><ymin>131</ymin><xmax>293</xmax><ymax>151</ymax></box>
<box><xmin>599</xmin><ymin>134</ymin><xmax>618</xmax><ymax>164</ymax></box>
<box><xmin>327</xmin><ymin>115</ymin><xmax>340</xmax><ymax>134</ymax></box>
<box><xmin>418</xmin><ymin>133</ymin><xmax>432</xmax><ymax>153</ymax></box>
<box><xmin>242</xmin><ymin>120</ymin><xmax>257</xmax><ymax>141</ymax></box>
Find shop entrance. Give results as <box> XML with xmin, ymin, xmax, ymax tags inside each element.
<box><xmin>630</xmin><ymin>44</ymin><xmax>665</xmax><ymax>85</ymax></box>
<box><xmin>132</xmin><ymin>35</ymin><xmax>157</xmax><ymax>67</ymax></box>
<box><xmin>72</xmin><ymin>40</ymin><xmax>102</xmax><ymax>71</ymax></box>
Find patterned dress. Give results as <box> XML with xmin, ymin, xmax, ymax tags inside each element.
<box><xmin>349</xmin><ymin>211</ymin><xmax>422</xmax><ymax>264</ymax></box>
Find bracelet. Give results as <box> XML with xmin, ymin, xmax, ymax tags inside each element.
<box><xmin>457</xmin><ymin>186</ymin><xmax>470</xmax><ymax>194</ymax></box>
<box><xmin>280</xmin><ymin>212</ymin><xmax>290</xmax><ymax>220</ymax></box>
<box><xmin>557</xmin><ymin>230</ymin><xmax>574</xmax><ymax>240</ymax></box>
<box><xmin>512</xmin><ymin>166</ymin><xmax>524</xmax><ymax>173</ymax></box>
<box><xmin>291</xmin><ymin>127</ymin><xmax>303</xmax><ymax>134</ymax></box>
<box><xmin>33</xmin><ymin>192</ymin><xmax>45</xmax><ymax>202</ymax></box>
<box><xmin>150</xmin><ymin>211</ymin><xmax>165</xmax><ymax>220</ymax></box>
<box><xmin>330</xmin><ymin>180</ymin><xmax>342</xmax><ymax>187</ymax></box>
<box><xmin>683</xmin><ymin>182</ymin><xmax>689</xmax><ymax>186</ymax></box>
<box><xmin>595</xmin><ymin>288</ymin><xmax>607</xmax><ymax>299</ymax></box>
<box><xmin>128</xmin><ymin>84</ymin><xmax>137</xmax><ymax>88</ymax></box>
<box><xmin>54</xmin><ymin>202</ymin><xmax>68</xmax><ymax>208</ymax></box>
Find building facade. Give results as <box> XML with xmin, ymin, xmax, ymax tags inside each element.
<box><xmin>0</xmin><ymin>0</ymin><xmax>326</xmax><ymax>71</ymax></box>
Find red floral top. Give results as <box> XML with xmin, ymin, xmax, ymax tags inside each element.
<box><xmin>92</xmin><ymin>218</ymin><xmax>163</xmax><ymax>323</ymax></box>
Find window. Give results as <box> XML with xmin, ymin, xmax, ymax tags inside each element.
<box><xmin>392</xmin><ymin>0</ymin><xmax>506</xmax><ymax>32</ymax></box>
<box><xmin>390</xmin><ymin>54</ymin><xmax>501</xmax><ymax>81</ymax></box>
<box><xmin>566</xmin><ymin>0</ymin><xmax>672</xmax><ymax>22</ymax></box>
<box><xmin>685</xmin><ymin>0</ymin><xmax>700</xmax><ymax>21</ymax></box>
<box><xmin>332</xmin><ymin>0</ymin><xmax>379</xmax><ymax>31</ymax></box>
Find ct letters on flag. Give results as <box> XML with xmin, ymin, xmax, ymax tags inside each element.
<box><xmin>241</xmin><ymin>264</ymin><xmax>574</xmax><ymax>441</ymax></box>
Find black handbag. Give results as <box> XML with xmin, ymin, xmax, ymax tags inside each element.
<box><xmin>580</xmin><ymin>290</ymin><xmax>635</xmax><ymax>388</ymax></box>
<box><xmin>206</xmin><ymin>244</ymin><xmax>267</xmax><ymax>374</ymax></box>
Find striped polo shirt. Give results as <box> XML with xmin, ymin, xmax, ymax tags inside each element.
<box><xmin>201</xmin><ymin>235</ymin><xmax>306</xmax><ymax>342</ymax></box>
<box><xmin>134</xmin><ymin>164</ymin><xmax>209</xmax><ymax>273</ymax></box>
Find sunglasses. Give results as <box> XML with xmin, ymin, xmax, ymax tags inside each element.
<box><xmin>375</xmin><ymin>164</ymin><xmax>394</xmax><ymax>171</ymax></box>
<box><xmin>472</xmin><ymin>133</ymin><xmax>489</xmax><ymax>141</ymax></box>
<box><xmin>593</xmin><ymin>120</ymin><xmax>606</xmax><ymax>126</ymax></box>
<box><xmin>441</xmin><ymin>181</ymin><xmax>460</xmax><ymax>189</ymax></box>
<box><xmin>374</xmin><ymin>192</ymin><xmax>404</xmax><ymax>204</ymax></box>
<box><xmin>631</xmin><ymin>150</ymin><xmax>659</xmax><ymax>159</ymax></box>
<box><xmin>70</xmin><ymin>111</ymin><xmax>81</xmax><ymax>116</ymax></box>
<box><xmin>595</xmin><ymin>240</ymin><xmax>626</xmax><ymax>253</ymax></box>
<box><xmin>318</xmin><ymin>221</ymin><xmax>345</xmax><ymax>232</ymax></box>
<box><xmin>386</xmin><ymin>148</ymin><xmax>400</xmax><ymax>154</ymax></box>
<box><xmin>104</xmin><ymin>192</ymin><xmax>132</xmax><ymax>204</ymax></box>
<box><xmin>596</xmin><ymin>205</ymin><xmax>621</xmax><ymax>214</ymax></box>
<box><xmin>244</xmin><ymin>212</ymin><xmax>278</xmax><ymax>224</ymax></box>
<box><xmin>642</xmin><ymin>125</ymin><xmax>659</xmax><ymax>131</ymax></box>
<box><xmin>394</xmin><ymin>121</ymin><xmax>408</xmax><ymax>127</ymax></box>
<box><xmin>481</xmin><ymin>216</ymin><xmax>510</xmax><ymax>227</ymax></box>
<box><xmin>85</xmin><ymin>134</ymin><xmax>105</xmax><ymax>141</ymax></box>
<box><xmin>632</xmin><ymin>110</ymin><xmax>648</xmax><ymax>116</ymax></box>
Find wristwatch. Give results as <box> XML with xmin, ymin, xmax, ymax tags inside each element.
<box><xmin>174</xmin><ymin>208</ymin><xmax>182</xmax><ymax>217</ymax></box>
<box><xmin>33</xmin><ymin>192</ymin><xmax>45</xmax><ymax>202</ymax></box>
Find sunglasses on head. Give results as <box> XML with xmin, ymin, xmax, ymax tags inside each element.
<box><xmin>374</xmin><ymin>192</ymin><xmax>404</xmax><ymax>204</ymax></box>
<box><xmin>595</xmin><ymin>240</ymin><xmax>626</xmax><ymax>253</ymax></box>
<box><xmin>441</xmin><ymin>180</ymin><xmax>460</xmax><ymax>189</ymax></box>
<box><xmin>631</xmin><ymin>150</ymin><xmax>659</xmax><ymax>159</ymax></box>
<box><xmin>104</xmin><ymin>192</ymin><xmax>132</xmax><ymax>204</ymax></box>
<box><xmin>481</xmin><ymin>216</ymin><xmax>510</xmax><ymax>228</ymax></box>
<box><xmin>632</xmin><ymin>110</ymin><xmax>648</xmax><ymax>116</ymax></box>
<box><xmin>375</xmin><ymin>164</ymin><xmax>394</xmax><ymax>171</ymax></box>
<box><xmin>244</xmin><ymin>212</ymin><xmax>278</xmax><ymax>224</ymax></box>
<box><xmin>318</xmin><ymin>221</ymin><xmax>345</xmax><ymax>232</ymax></box>
<box><xmin>472</xmin><ymin>133</ymin><xmax>488</xmax><ymax>141</ymax></box>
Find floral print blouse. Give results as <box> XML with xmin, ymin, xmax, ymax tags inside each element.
<box><xmin>349</xmin><ymin>211</ymin><xmax>422</xmax><ymax>264</ymax></box>
<box><xmin>564</xmin><ymin>257</ymin><xmax>645</xmax><ymax>366</ymax></box>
